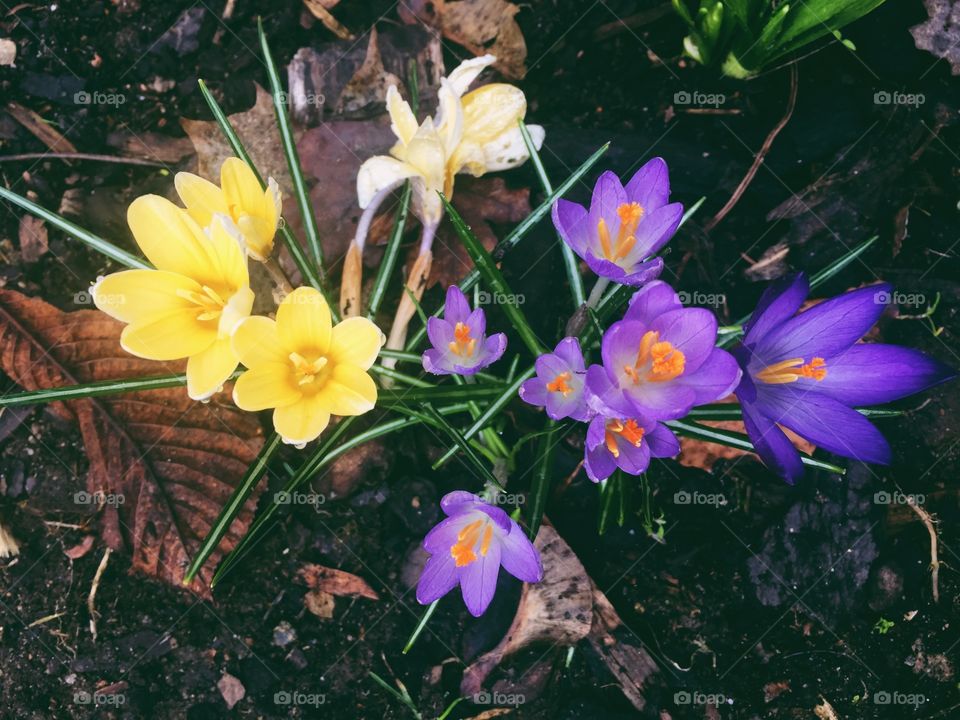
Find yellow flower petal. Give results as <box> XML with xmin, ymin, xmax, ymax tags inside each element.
<box><xmin>92</xmin><ymin>269</ymin><xmax>198</xmax><ymax>324</ymax></box>
<box><xmin>435</xmin><ymin>79</ymin><xmax>464</xmax><ymax>156</ymax></box>
<box><xmin>186</xmin><ymin>337</ymin><xmax>239</xmax><ymax>400</ymax></box>
<box><xmin>236</xmin><ymin>215</ymin><xmax>275</xmax><ymax>261</ymax></box>
<box><xmin>174</xmin><ymin>172</ymin><xmax>229</xmax><ymax>227</ymax></box>
<box><xmin>314</xmin><ymin>364</ymin><xmax>377</xmax><ymax>416</ymax></box>
<box><xmin>231</xmin><ymin>315</ymin><xmax>288</xmax><ymax>369</ymax></box>
<box><xmin>233</xmin><ymin>363</ymin><xmax>300</xmax><ymax>411</ymax></box>
<box><xmin>120</xmin><ymin>308</ymin><xmax>216</xmax><ymax>361</ymax></box>
<box><xmin>357</xmin><ymin>156</ymin><xmax>420</xmax><ymax>209</ymax></box>
<box><xmin>273</xmin><ymin>395</ymin><xmax>331</xmax><ymax>446</ymax></box>
<box><xmin>276</xmin><ymin>287</ymin><xmax>332</xmax><ymax>356</ymax></box>
<box><xmin>127</xmin><ymin>195</ymin><xmax>214</xmax><ymax>278</ymax></box>
<box><xmin>221</xmin><ymin>158</ymin><xmax>267</xmax><ymax>221</ymax></box>
<box><xmin>205</xmin><ymin>215</ymin><xmax>250</xmax><ymax>292</ymax></box>
<box><xmin>461</xmin><ymin>84</ymin><xmax>527</xmax><ymax>144</ymax></box>
<box><xmin>328</xmin><ymin>317</ymin><xmax>385</xmax><ymax>371</ymax></box>
<box><xmin>478</xmin><ymin>124</ymin><xmax>541</xmax><ymax>172</ymax></box>
<box><xmin>386</xmin><ymin>85</ymin><xmax>418</xmax><ymax>146</ymax></box>
<box><xmin>446</xmin><ymin>54</ymin><xmax>497</xmax><ymax>96</ymax></box>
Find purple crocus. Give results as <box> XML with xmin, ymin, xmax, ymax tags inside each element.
<box><xmin>416</xmin><ymin>491</ymin><xmax>542</xmax><ymax>616</ymax></box>
<box><xmin>422</xmin><ymin>286</ymin><xmax>507</xmax><ymax>376</ymax></box>
<box><xmin>551</xmin><ymin>158</ymin><xmax>684</xmax><ymax>286</ymax></box>
<box><xmin>587</xmin><ymin>280</ymin><xmax>742</xmax><ymax>420</ymax></box>
<box><xmin>734</xmin><ymin>273</ymin><xmax>955</xmax><ymax>483</ymax></box>
<box><xmin>584</xmin><ymin>412</ymin><xmax>680</xmax><ymax>482</ymax></box>
<box><xmin>519</xmin><ymin>337</ymin><xmax>594</xmax><ymax>421</ymax></box>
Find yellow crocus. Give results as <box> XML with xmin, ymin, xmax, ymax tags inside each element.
<box><xmin>175</xmin><ymin>157</ymin><xmax>281</xmax><ymax>261</ymax></box>
<box><xmin>231</xmin><ymin>287</ymin><xmax>385</xmax><ymax>446</ymax></box>
<box><xmin>92</xmin><ymin>196</ymin><xmax>254</xmax><ymax>401</ymax></box>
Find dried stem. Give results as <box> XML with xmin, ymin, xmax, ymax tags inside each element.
<box><xmin>87</xmin><ymin>547</ymin><xmax>112</xmax><ymax>641</ymax></box>
<box><xmin>905</xmin><ymin>496</ymin><xmax>940</xmax><ymax>603</ymax></box>
<box><xmin>263</xmin><ymin>256</ymin><xmax>294</xmax><ymax>299</ymax></box>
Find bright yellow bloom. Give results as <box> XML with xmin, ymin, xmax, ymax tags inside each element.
<box><xmin>357</xmin><ymin>54</ymin><xmax>544</xmax><ymax>226</ymax></box>
<box><xmin>92</xmin><ymin>196</ymin><xmax>254</xmax><ymax>401</ymax></box>
<box><xmin>231</xmin><ymin>287</ymin><xmax>385</xmax><ymax>446</ymax></box>
<box><xmin>175</xmin><ymin>157</ymin><xmax>281</xmax><ymax>261</ymax></box>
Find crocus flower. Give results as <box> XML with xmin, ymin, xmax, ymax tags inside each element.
<box><xmin>552</xmin><ymin>159</ymin><xmax>684</xmax><ymax>285</ymax></box>
<box><xmin>231</xmin><ymin>287</ymin><xmax>384</xmax><ymax>446</ymax></box>
<box><xmin>175</xmin><ymin>157</ymin><xmax>281</xmax><ymax>261</ymax></box>
<box><xmin>584</xmin><ymin>413</ymin><xmax>680</xmax><ymax>482</ymax></box>
<box><xmin>519</xmin><ymin>337</ymin><xmax>594</xmax><ymax>421</ymax></box>
<box><xmin>422</xmin><ymin>286</ymin><xmax>507</xmax><ymax>376</ymax></box>
<box><xmin>92</xmin><ymin>196</ymin><xmax>254</xmax><ymax>401</ymax></box>
<box><xmin>417</xmin><ymin>491</ymin><xmax>542</xmax><ymax>617</ymax></box>
<box><xmin>587</xmin><ymin>280</ymin><xmax>742</xmax><ymax>420</ymax></box>
<box><xmin>733</xmin><ymin>273</ymin><xmax>955</xmax><ymax>483</ymax></box>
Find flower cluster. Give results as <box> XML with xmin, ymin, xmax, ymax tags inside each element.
<box><xmin>93</xmin><ymin>158</ymin><xmax>385</xmax><ymax>446</ymax></box>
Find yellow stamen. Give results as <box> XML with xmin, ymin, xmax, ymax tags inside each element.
<box><xmin>176</xmin><ymin>285</ymin><xmax>228</xmax><ymax>323</ymax></box>
<box><xmin>604</xmin><ymin>419</ymin><xmax>645</xmax><ymax>458</ymax></box>
<box><xmin>755</xmin><ymin>357</ymin><xmax>827</xmax><ymax>384</ymax></box>
<box><xmin>289</xmin><ymin>352</ymin><xmax>329</xmax><ymax>386</ymax></box>
<box><xmin>597</xmin><ymin>202</ymin><xmax>645</xmax><ymax>263</ymax></box>
<box><xmin>546</xmin><ymin>371</ymin><xmax>573</xmax><ymax>395</ymax></box>
<box><xmin>447</xmin><ymin>322</ymin><xmax>477</xmax><ymax>357</ymax></box>
<box><xmin>624</xmin><ymin>330</ymin><xmax>685</xmax><ymax>384</ymax></box>
<box><xmin>450</xmin><ymin>518</ymin><xmax>492</xmax><ymax>567</ymax></box>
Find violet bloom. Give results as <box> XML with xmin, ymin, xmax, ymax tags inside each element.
<box><xmin>422</xmin><ymin>286</ymin><xmax>507</xmax><ymax>376</ymax></box>
<box><xmin>587</xmin><ymin>280</ymin><xmax>742</xmax><ymax>420</ymax></box>
<box><xmin>519</xmin><ymin>337</ymin><xmax>594</xmax><ymax>421</ymax></box>
<box><xmin>416</xmin><ymin>491</ymin><xmax>542</xmax><ymax>616</ymax></box>
<box><xmin>734</xmin><ymin>273</ymin><xmax>955</xmax><ymax>483</ymax></box>
<box><xmin>551</xmin><ymin>158</ymin><xmax>684</xmax><ymax>286</ymax></box>
<box><xmin>584</xmin><ymin>413</ymin><xmax>680</xmax><ymax>482</ymax></box>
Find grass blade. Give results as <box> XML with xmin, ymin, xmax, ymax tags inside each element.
<box><xmin>440</xmin><ymin>193</ymin><xmax>545</xmax><ymax>356</ymax></box>
<box><xmin>526</xmin><ymin>421</ymin><xmax>559</xmax><ymax>540</ymax></box>
<box><xmin>413</xmin><ymin>404</ymin><xmax>503</xmax><ymax>489</ymax></box>
<box><xmin>196</xmin><ymin>78</ymin><xmax>324</xmax><ymax>294</ymax></box>
<box><xmin>403</xmin><ymin>600</ymin><xmax>439</xmax><ymax>654</ymax></box>
<box><xmin>0</xmin><ymin>372</ymin><xmax>239</xmax><ymax>407</ymax></box>
<box><xmin>367</xmin><ymin>182</ymin><xmax>412</xmax><ymax>319</ymax></box>
<box><xmin>0</xmin><ymin>186</ymin><xmax>148</xmax><ymax>269</ymax></box>
<box><xmin>183</xmin><ymin>432</ymin><xmax>283</xmax><ymax>584</ymax></box>
<box><xmin>377</xmin><ymin>383</ymin><xmax>507</xmax><ymax>405</ymax></box>
<box><xmin>519</xmin><ymin>120</ymin><xmax>585</xmax><ymax>308</ymax></box>
<box><xmin>257</xmin><ymin>19</ymin><xmax>326</xmax><ymax>277</ymax></box>
<box><xmin>687</xmin><ymin>402</ymin><xmax>902</xmax><ymax>421</ymax></box>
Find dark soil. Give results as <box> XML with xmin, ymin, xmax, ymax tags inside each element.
<box><xmin>2</xmin><ymin>1</ymin><xmax>959</xmax><ymax>719</ymax></box>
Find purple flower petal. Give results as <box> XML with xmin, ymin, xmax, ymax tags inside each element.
<box><xmin>459</xmin><ymin>540</ymin><xmax>501</xmax><ymax>616</ymax></box>
<box><xmin>676</xmin><ymin>348</ymin><xmax>742</xmax><ymax>405</ymax></box>
<box><xmin>646</xmin><ymin>422</ymin><xmax>681</xmax><ymax>458</ymax></box>
<box><xmin>519</xmin><ymin>377</ymin><xmax>549</xmax><ymax>407</ymax></box>
<box><xmin>585</xmin><ymin>363</ymin><xmax>636</xmax><ymax>417</ymax></box>
<box><xmin>482</xmin><ymin>333</ymin><xmax>508</xmax><ymax>366</ymax></box>
<box><xmin>553</xmin><ymin>337</ymin><xmax>586</xmax><ymax>372</ymax></box>
<box><xmin>440</xmin><ymin>491</ymin><xmax>483</xmax><ymax>515</ymax></box>
<box><xmin>744</xmin><ymin>273</ymin><xmax>809</xmax><ymax>346</ymax></box>
<box><xmin>466</xmin><ymin>307</ymin><xmax>486</xmax><ymax>339</ymax></box>
<box><xmin>649</xmin><ymin>307</ymin><xmax>718</xmax><ymax>374</ymax></box>
<box><xmin>585</xmin><ymin>443</ymin><xmax>617</xmax><ymax>482</ymax></box>
<box><xmin>499</xmin><ymin>523</ymin><xmax>542</xmax><ymax>582</ymax></box>
<box><xmin>416</xmin><ymin>554</ymin><xmax>459</xmax><ymax>605</ymax></box>
<box><xmin>615</xmin><ymin>433</ymin><xmax>651</xmax><ymax>475</ymax></box>
<box><xmin>631</xmin><ymin>202</ymin><xmax>683</xmax><ymax>258</ymax></box>
<box><xmin>444</xmin><ymin>285</ymin><xmax>471</xmax><ymax>325</ymax></box>
<box><xmin>740</xmin><ymin>398</ymin><xmax>804</xmax><ymax>484</ymax></box>
<box><xmin>625</xmin><ymin>280</ymin><xmax>683</xmax><ymax>325</ymax></box>
<box><xmin>422</xmin><ymin>348</ymin><xmax>453</xmax><ymax>375</ymax></box>
<box><xmin>619</xmin><ymin>257</ymin><xmax>665</xmax><ymax>286</ymax></box>
<box><xmin>426</xmin><ymin>316</ymin><xmax>454</xmax><ymax>350</ymax></box>
<box><xmin>587</xmin><ymin>171</ymin><xmax>628</xmax><ymax>244</ymax></box>
<box><xmin>815</xmin><ymin>343</ymin><xmax>955</xmax><ymax>406</ymax></box>
<box><xmin>551</xmin><ymin>198</ymin><xmax>590</xmax><ymax>258</ymax></box>
<box><xmin>423</xmin><ymin>515</ymin><xmax>465</xmax><ymax>553</ymax></box>
<box><xmin>476</xmin><ymin>503</ymin><xmax>513</xmax><ymax>532</ymax></box>
<box><xmin>624</xmin><ymin>157</ymin><xmax>670</xmax><ymax>211</ymax></box>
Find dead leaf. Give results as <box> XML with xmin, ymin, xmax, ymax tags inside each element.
<box><xmin>335</xmin><ymin>29</ymin><xmax>401</xmax><ymax>115</ymax></box>
<box><xmin>304</xmin><ymin>588</ymin><xmax>336</xmax><ymax>618</ymax></box>
<box><xmin>0</xmin><ymin>290</ymin><xmax>265</xmax><ymax>598</ymax></box>
<box><xmin>297</xmin><ymin>563</ymin><xmax>379</xmax><ymax>600</ymax></box>
<box><xmin>105</xmin><ymin>129</ymin><xmax>195</xmax><ymax>164</ymax></box>
<box><xmin>18</xmin><ymin>215</ymin><xmax>48</xmax><ymax>263</ymax></box>
<box><xmin>400</xmin><ymin>0</ymin><xmax>528</xmax><ymax>79</ymax></box>
<box><xmin>6</xmin><ymin>101</ymin><xmax>78</xmax><ymax>154</ymax></box>
<box><xmin>763</xmin><ymin>680</ymin><xmax>791</xmax><ymax>703</ymax></box>
<box><xmin>814</xmin><ymin>696</ymin><xmax>840</xmax><ymax>720</ymax></box>
<box><xmin>911</xmin><ymin>0</ymin><xmax>960</xmax><ymax>75</ymax></box>
<box><xmin>679</xmin><ymin>418</ymin><xmax>813</xmax><ymax>472</ymax></box>
<box><xmin>461</xmin><ymin>525</ymin><xmax>592</xmax><ymax>697</ymax></box>
<box><xmin>303</xmin><ymin>0</ymin><xmax>354</xmax><ymax>40</ymax></box>
<box><xmin>0</xmin><ymin>38</ymin><xmax>16</xmax><ymax>67</ymax></box>
<box><xmin>217</xmin><ymin>672</ymin><xmax>246</xmax><ymax>710</ymax></box>
<box><xmin>63</xmin><ymin>535</ymin><xmax>96</xmax><ymax>560</ymax></box>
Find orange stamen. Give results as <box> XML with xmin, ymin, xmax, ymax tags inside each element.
<box><xmin>597</xmin><ymin>202</ymin><xmax>645</xmax><ymax>263</ymax></box>
<box><xmin>450</xmin><ymin>519</ymin><xmax>484</xmax><ymax>567</ymax></box>
<box><xmin>546</xmin><ymin>371</ymin><xmax>573</xmax><ymax>395</ymax></box>
<box><xmin>448</xmin><ymin>322</ymin><xmax>477</xmax><ymax>358</ymax></box>
<box><xmin>604</xmin><ymin>418</ymin><xmax>645</xmax><ymax>458</ymax></box>
<box><xmin>756</xmin><ymin>357</ymin><xmax>827</xmax><ymax>384</ymax></box>
<box><xmin>624</xmin><ymin>330</ymin><xmax>685</xmax><ymax>384</ymax></box>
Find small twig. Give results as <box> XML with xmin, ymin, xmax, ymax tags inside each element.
<box><xmin>704</xmin><ymin>63</ymin><xmax>798</xmax><ymax>232</ymax></box>
<box><xmin>905</xmin><ymin>496</ymin><xmax>940</xmax><ymax>603</ymax></box>
<box><xmin>0</xmin><ymin>152</ymin><xmax>166</xmax><ymax>168</ymax></box>
<box><xmin>87</xmin><ymin>547</ymin><xmax>112</xmax><ymax>641</ymax></box>
<box><xmin>263</xmin><ymin>256</ymin><xmax>294</xmax><ymax>298</ymax></box>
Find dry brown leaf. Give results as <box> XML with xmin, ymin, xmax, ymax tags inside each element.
<box><xmin>63</xmin><ymin>534</ymin><xmax>96</xmax><ymax>560</ymax></box>
<box><xmin>6</xmin><ymin>101</ymin><xmax>78</xmax><ymax>154</ymax></box>
<box><xmin>303</xmin><ymin>0</ymin><xmax>354</xmax><ymax>40</ymax></box>
<box><xmin>678</xmin><ymin>418</ymin><xmax>813</xmax><ymax>472</ymax></box>
<box><xmin>0</xmin><ymin>290</ymin><xmax>265</xmax><ymax>598</ymax></box>
<box><xmin>400</xmin><ymin>0</ymin><xmax>528</xmax><ymax>79</ymax></box>
<box><xmin>461</xmin><ymin>525</ymin><xmax>592</xmax><ymax>697</ymax></box>
<box><xmin>18</xmin><ymin>215</ymin><xmax>48</xmax><ymax>263</ymax></box>
<box><xmin>304</xmin><ymin>588</ymin><xmax>336</xmax><ymax>618</ymax></box>
<box><xmin>297</xmin><ymin>562</ymin><xmax>380</xmax><ymax>600</ymax></box>
<box><xmin>217</xmin><ymin>672</ymin><xmax>246</xmax><ymax>710</ymax></box>
<box><xmin>335</xmin><ymin>29</ymin><xmax>401</xmax><ymax>115</ymax></box>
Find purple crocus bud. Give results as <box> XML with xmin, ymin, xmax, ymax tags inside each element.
<box><xmin>734</xmin><ymin>273</ymin><xmax>956</xmax><ymax>483</ymax></box>
<box><xmin>587</xmin><ymin>280</ymin><xmax>742</xmax><ymax>420</ymax></box>
<box><xmin>422</xmin><ymin>286</ymin><xmax>507</xmax><ymax>376</ymax></box>
<box><xmin>518</xmin><ymin>337</ymin><xmax>594</xmax><ymax>421</ymax></box>
<box><xmin>416</xmin><ymin>491</ymin><xmax>542</xmax><ymax>617</ymax></box>
<box><xmin>551</xmin><ymin>158</ymin><xmax>684</xmax><ymax>286</ymax></box>
<box><xmin>584</xmin><ymin>413</ymin><xmax>680</xmax><ymax>482</ymax></box>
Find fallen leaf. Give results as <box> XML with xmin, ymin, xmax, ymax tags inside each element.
<box><xmin>6</xmin><ymin>101</ymin><xmax>78</xmax><ymax>154</ymax></box>
<box><xmin>63</xmin><ymin>535</ymin><xmax>97</xmax><ymax>560</ymax></box>
<box><xmin>0</xmin><ymin>290</ymin><xmax>264</xmax><ymax>597</ymax></box>
<box><xmin>763</xmin><ymin>680</ymin><xmax>791</xmax><ymax>703</ymax></box>
<box><xmin>911</xmin><ymin>0</ymin><xmax>960</xmax><ymax>75</ymax></box>
<box><xmin>304</xmin><ymin>588</ymin><xmax>336</xmax><ymax>618</ymax></box>
<box><xmin>297</xmin><ymin>563</ymin><xmax>380</xmax><ymax>600</ymax></box>
<box><xmin>105</xmin><ymin>129</ymin><xmax>195</xmax><ymax>164</ymax></box>
<box><xmin>217</xmin><ymin>672</ymin><xmax>246</xmax><ymax>710</ymax></box>
<box><xmin>0</xmin><ymin>38</ymin><xmax>16</xmax><ymax>67</ymax></box>
<box><xmin>814</xmin><ymin>696</ymin><xmax>840</xmax><ymax>720</ymax></box>
<box><xmin>303</xmin><ymin>0</ymin><xmax>354</xmax><ymax>40</ymax></box>
<box><xmin>678</xmin><ymin>418</ymin><xmax>814</xmax><ymax>472</ymax></box>
<box><xmin>461</xmin><ymin>525</ymin><xmax>592</xmax><ymax>697</ymax></box>
<box><xmin>400</xmin><ymin>0</ymin><xmax>528</xmax><ymax>79</ymax></box>
<box><xmin>18</xmin><ymin>215</ymin><xmax>48</xmax><ymax>263</ymax></box>
<box><xmin>335</xmin><ymin>29</ymin><xmax>401</xmax><ymax>115</ymax></box>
